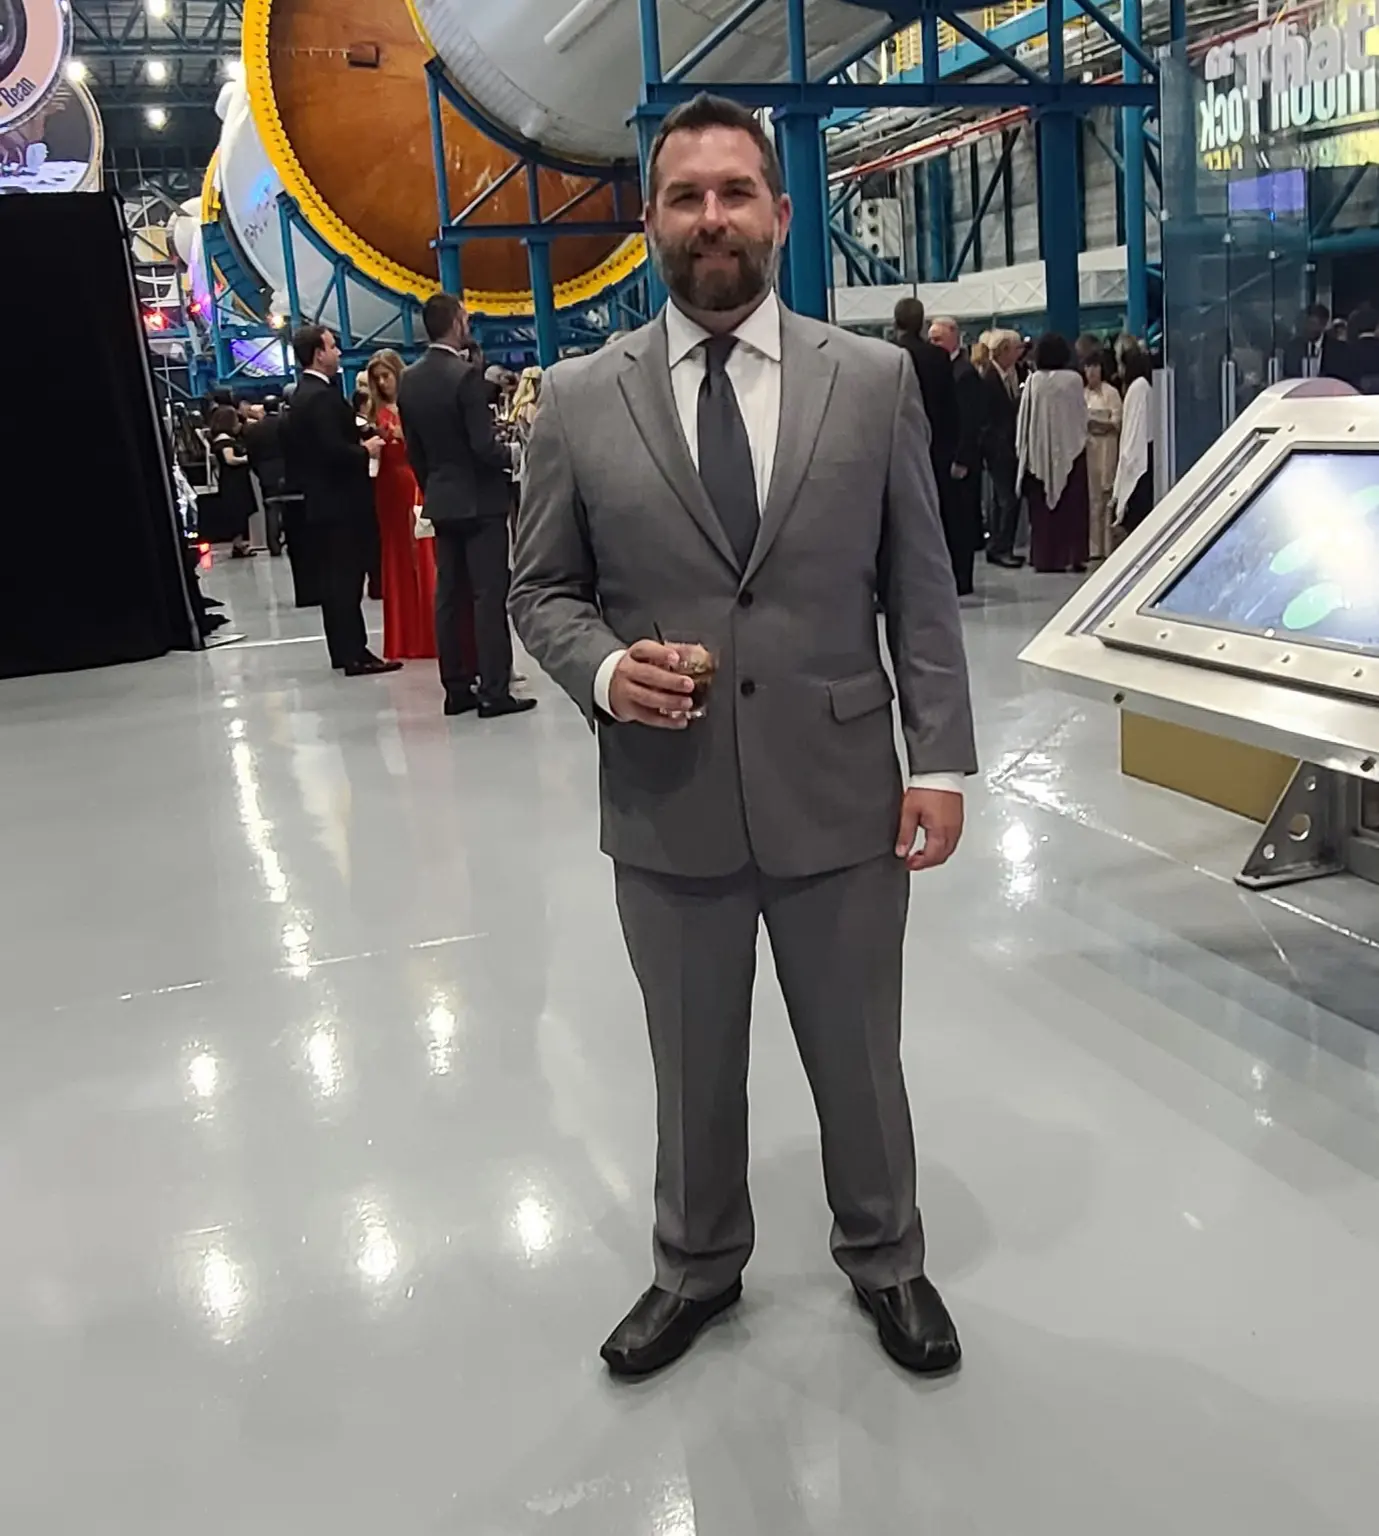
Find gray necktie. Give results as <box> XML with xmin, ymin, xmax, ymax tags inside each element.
<box><xmin>697</xmin><ymin>335</ymin><xmax>759</xmax><ymax>569</ymax></box>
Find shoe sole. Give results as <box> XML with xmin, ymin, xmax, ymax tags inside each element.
<box><xmin>851</xmin><ymin>1283</ymin><xmax>963</xmax><ymax>1377</ymax></box>
<box><xmin>601</xmin><ymin>1284</ymin><xmax>742</xmax><ymax>1379</ymax></box>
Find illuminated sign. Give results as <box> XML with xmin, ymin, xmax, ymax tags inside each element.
<box><xmin>1204</xmin><ymin>6</ymin><xmax>1376</xmax><ymax>101</ymax></box>
<box><xmin>0</xmin><ymin>0</ymin><xmax>70</xmax><ymax>134</ymax></box>
<box><xmin>1197</xmin><ymin>3</ymin><xmax>1379</xmax><ymax>168</ymax></box>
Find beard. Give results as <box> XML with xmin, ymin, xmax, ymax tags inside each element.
<box><xmin>650</xmin><ymin>227</ymin><xmax>779</xmax><ymax>313</ymax></box>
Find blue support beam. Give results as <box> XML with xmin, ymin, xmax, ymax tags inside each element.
<box><xmin>527</xmin><ymin>168</ymin><xmax>560</xmax><ymax>367</ymax></box>
<box><xmin>1039</xmin><ymin>0</ymin><xmax>1081</xmax><ymax>340</ymax></box>
<box><xmin>647</xmin><ymin>78</ymin><xmax>1155</xmax><ymax>110</ymax></box>
<box><xmin>1122</xmin><ymin>0</ymin><xmax>1148</xmax><ymax>337</ymax></box>
<box><xmin>276</xmin><ymin>199</ymin><xmax>302</xmax><ymax>333</ymax></box>
<box><xmin>926</xmin><ymin>158</ymin><xmax>949</xmax><ymax>281</ymax></box>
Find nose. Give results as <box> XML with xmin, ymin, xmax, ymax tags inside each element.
<box><xmin>699</xmin><ymin>191</ymin><xmax>730</xmax><ymax>231</ymax></box>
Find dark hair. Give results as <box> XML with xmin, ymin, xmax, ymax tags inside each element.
<box><xmin>1350</xmin><ymin>304</ymin><xmax>1378</xmax><ymax>337</ymax></box>
<box><xmin>292</xmin><ymin>322</ymin><xmax>329</xmax><ymax>370</ymax></box>
<box><xmin>646</xmin><ymin>92</ymin><xmax>784</xmax><ymax>202</ymax></box>
<box><xmin>208</xmin><ymin>404</ymin><xmax>239</xmax><ymax>437</ymax></box>
<box><xmin>1033</xmin><ymin>331</ymin><xmax>1073</xmax><ymax>371</ymax></box>
<box><xmin>1083</xmin><ymin>348</ymin><xmax>1111</xmax><ymax>380</ymax></box>
<box><xmin>1307</xmin><ymin>302</ymin><xmax>1331</xmax><ymax>325</ymax></box>
<box><xmin>893</xmin><ymin>297</ymin><xmax>926</xmax><ymax>336</ymax></box>
<box><xmin>423</xmin><ymin>292</ymin><xmax>465</xmax><ymax>343</ymax></box>
<box><xmin>1121</xmin><ymin>348</ymin><xmax>1154</xmax><ymax>387</ymax></box>
<box><xmin>262</xmin><ymin>395</ymin><xmax>282</xmax><ymax>414</ymax></box>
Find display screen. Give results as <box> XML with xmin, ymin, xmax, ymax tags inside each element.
<box><xmin>1150</xmin><ymin>451</ymin><xmax>1379</xmax><ymax>654</ymax></box>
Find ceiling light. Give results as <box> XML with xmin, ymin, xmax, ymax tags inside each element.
<box><xmin>146</xmin><ymin>107</ymin><xmax>168</xmax><ymax>130</ymax></box>
<box><xmin>64</xmin><ymin>59</ymin><xmax>89</xmax><ymax>84</ymax></box>
<box><xmin>146</xmin><ymin>59</ymin><xmax>169</xmax><ymax>84</ymax></box>
<box><xmin>147</xmin><ymin>0</ymin><xmax>170</xmax><ymax>17</ymax></box>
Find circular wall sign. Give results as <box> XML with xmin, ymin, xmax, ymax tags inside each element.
<box><xmin>0</xmin><ymin>0</ymin><xmax>70</xmax><ymax>134</ymax></box>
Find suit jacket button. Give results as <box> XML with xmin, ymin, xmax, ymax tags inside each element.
<box><xmin>738</xmin><ymin>590</ymin><xmax>754</xmax><ymax>609</ymax></box>
<box><xmin>739</xmin><ymin>679</ymin><xmax>756</xmax><ymax>698</ymax></box>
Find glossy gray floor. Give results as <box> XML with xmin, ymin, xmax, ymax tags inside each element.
<box><xmin>2</xmin><ymin>555</ymin><xmax>1378</xmax><ymax>1535</ymax></box>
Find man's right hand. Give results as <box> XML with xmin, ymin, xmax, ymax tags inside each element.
<box><xmin>364</xmin><ymin>436</ymin><xmax>385</xmax><ymax>459</ymax></box>
<box><xmin>608</xmin><ymin>640</ymin><xmax>696</xmax><ymax>728</ymax></box>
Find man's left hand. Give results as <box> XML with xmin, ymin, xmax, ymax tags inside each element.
<box><xmin>895</xmin><ymin>788</ymin><xmax>964</xmax><ymax>872</ymax></box>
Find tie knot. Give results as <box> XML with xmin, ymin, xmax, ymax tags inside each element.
<box><xmin>702</xmin><ymin>334</ymin><xmax>738</xmax><ymax>376</ymax></box>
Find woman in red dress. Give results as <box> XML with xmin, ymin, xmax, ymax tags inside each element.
<box><xmin>365</xmin><ymin>350</ymin><xmax>439</xmax><ymax>662</ymax></box>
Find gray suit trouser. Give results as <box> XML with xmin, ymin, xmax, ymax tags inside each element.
<box><xmin>614</xmin><ymin>852</ymin><xmax>926</xmax><ymax>1299</ymax></box>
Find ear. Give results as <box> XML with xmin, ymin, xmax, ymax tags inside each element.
<box><xmin>776</xmin><ymin>192</ymin><xmax>793</xmax><ymax>246</ymax></box>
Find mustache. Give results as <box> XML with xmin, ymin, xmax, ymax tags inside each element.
<box><xmin>683</xmin><ymin>229</ymin><xmax>755</xmax><ymax>252</ymax></box>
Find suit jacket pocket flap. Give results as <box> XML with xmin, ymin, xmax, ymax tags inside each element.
<box><xmin>828</xmin><ymin>669</ymin><xmax>894</xmax><ymax>723</ymax></box>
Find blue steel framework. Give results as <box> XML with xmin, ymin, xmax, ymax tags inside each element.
<box><xmin>631</xmin><ymin>0</ymin><xmax>1167</xmax><ymax>340</ymax></box>
<box><xmin>423</xmin><ymin>61</ymin><xmax>645</xmax><ymax>368</ymax></box>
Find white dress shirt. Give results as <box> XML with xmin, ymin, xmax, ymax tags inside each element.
<box><xmin>592</xmin><ymin>292</ymin><xmax>962</xmax><ymax>798</ymax></box>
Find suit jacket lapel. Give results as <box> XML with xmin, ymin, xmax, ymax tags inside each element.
<box><xmin>743</xmin><ymin>312</ymin><xmax>838</xmax><ymax>586</ymax></box>
<box><xmin>617</xmin><ymin>316</ymin><xmax>740</xmax><ymax>573</ymax></box>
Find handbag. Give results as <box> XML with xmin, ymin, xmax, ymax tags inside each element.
<box><xmin>413</xmin><ymin>503</ymin><xmax>434</xmax><ymax>540</ymax></box>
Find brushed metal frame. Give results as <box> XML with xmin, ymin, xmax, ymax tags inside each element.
<box><xmin>1021</xmin><ymin>380</ymin><xmax>1379</xmax><ymax>787</ymax></box>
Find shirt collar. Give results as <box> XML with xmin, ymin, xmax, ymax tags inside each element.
<box><xmin>304</xmin><ymin>369</ymin><xmax>331</xmax><ymax>384</ymax></box>
<box><xmin>429</xmin><ymin>343</ymin><xmax>463</xmax><ymax>357</ymax></box>
<box><xmin>665</xmin><ymin>287</ymin><xmax>782</xmax><ymax>368</ymax></box>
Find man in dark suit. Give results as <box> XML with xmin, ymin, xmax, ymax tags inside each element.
<box><xmin>284</xmin><ymin>324</ymin><xmax>400</xmax><ymax>676</ymax></box>
<box><xmin>978</xmin><ymin>329</ymin><xmax>1025</xmax><ymax>569</ymax></box>
<box><xmin>928</xmin><ymin>316</ymin><xmax>986</xmax><ymax>595</ymax></box>
<box><xmin>1282</xmin><ymin>303</ymin><xmax>1333</xmax><ymax>380</ymax></box>
<box><xmin>892</xmin><ymin>297</ymin><xmax>957</xmax><ymax>514</ymax></box>
<box><xmin>398</xmin><ymin>293</ymin><xmax>534</xmax><ymax>719</ymax></box>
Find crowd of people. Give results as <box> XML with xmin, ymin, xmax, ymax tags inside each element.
<box><xmin>174</xmin><ymin>310</ymin><xmax>544</xmax><ymax>715</ymax></box>
<box><xmin>891</xmin><ymin>299</ymin><xmax>1156</xmax><ymax>589</ymax></box>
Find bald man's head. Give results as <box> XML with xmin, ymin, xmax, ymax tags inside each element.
<box><xmin>928</xmin><ymin>316</ymin><xmax>960</xmax><ymax>357</ymax></box>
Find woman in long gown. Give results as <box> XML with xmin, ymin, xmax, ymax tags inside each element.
<box><xmin>1082</xmin><ymin>350</ymin><xmax>1121</xmax><ymax>560</ymax></box>
<box><xmin>365</xmin><ymin>350</ymin><xmax>439</xmax><ymax>662</ymax></box>
<box><xmin>1016</xmin><ymin>332</ymin><xmax>1091</xmax><ymax>574</ymax></box>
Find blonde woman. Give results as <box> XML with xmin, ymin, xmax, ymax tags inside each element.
<box><xmin>509</xmin><ymin>366</ymin><xmax>543</xmax><ymax>487</ymax></box>
<box><xmin>365</xmin><ymin>349</ymin><xmax>440</xmax><ymax>660</ymax></box>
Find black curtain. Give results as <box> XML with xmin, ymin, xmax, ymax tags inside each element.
<box><xmin>0</xmin><ymin>192</ymin><xmax>200</xmax><ymax>678</ymax></box>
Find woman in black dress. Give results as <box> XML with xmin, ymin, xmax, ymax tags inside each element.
<box><xmin>209</xmin><ymin>404</ymin><xmax>255</xmax><ymax>558</ymax></box>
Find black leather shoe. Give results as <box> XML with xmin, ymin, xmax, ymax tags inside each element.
<box><xmin>600</xmin><ymin>1280</ymin><xmax>742</xmax><ymax>1378</ymax></box>
<box><xmin>853</xmin><ymin>1276</ymin><xmax>962</xmax><ymax>1375</ymax></box>
<box><xmin>343</xmin><ymin>655</ymin><xmax>403</xmax><ymax>677</ymax></box>
<box><xmin>477</xmin><ymin>695</ymin><xmax>537</xmax><ymax>719</ymax></box>
<box><xmin>986</xmin><ymin>552</ymin><xmax>1025</xmax><ymax>569</ymax></box>
<box><xmin>444</xmin><ymin>689</ymin><xmax>478</xmax><ymax>717</ymax></box>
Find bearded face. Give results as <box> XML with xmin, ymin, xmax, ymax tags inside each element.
<box><xmin>645</xmin><ymin>123</ymin><xmax>791</xmax><ymax>318</ymax></box>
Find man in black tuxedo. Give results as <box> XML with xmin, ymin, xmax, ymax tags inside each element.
<box><xmin>891</xmin><ymin>297</ymin><xmax>957</xmax><ymax>512</ymax></box>
<box><xmin>928</xmin><ymin>316</ymin><xmax>986</xmax><ymax>596</ymax></box>
<box><xmin>285</xmin><ymin>324</ymin><xmax>401</xmax><ymax>676</ymax></box>
<box><xmin>398</xmin><ymin>292</ymin><xmax>534</xmax><ymax>718</ymax></box>
<box><xmin>1282</xmin><ymin>303</ymin><xmax>1334</xmax><ymax>380</ymax></box>
<box><xmin>977</xmin><ymin>329</ymin><xmax>1025</xmax><ymax>570</ymax></box>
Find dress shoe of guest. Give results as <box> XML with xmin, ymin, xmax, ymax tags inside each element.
<box><xmin>343</xmin><ymin>654</ymin><xmax>403</xmax><ymax>677</ymax></box>
<box><xmin>477</xmin><ymin>695</ymin><xmax>537</xmax><ymax>719</ymax></box>
<box><xmin>600</xmin><ymin>1281</ymin><xmax>742</xmax><ymax>1378</ymax></box>
<box><xmin>986</xmin><ymin>551</ymin><xmax>1025</xmax><ymax>569</ymax></box>
<box><xmin>444</xmin><ymin>688</ymin><xmax>478</xmax><ymax>717</ymax></box>
<box><xmin>852</xmin><ymin>1275</ymin><xmax>962</xmax><ymax>1375</ymax></box>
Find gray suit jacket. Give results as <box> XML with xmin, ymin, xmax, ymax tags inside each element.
<box><xmin>509</xmin><ymin>303</ymin><xmax>977</xmax><ymax>880</ymax></box>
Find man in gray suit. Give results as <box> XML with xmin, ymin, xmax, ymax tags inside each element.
<box><xmin>510</xmin><ymin>94</ymin><xmax>977</xmax><ymax>1378</ymax></box>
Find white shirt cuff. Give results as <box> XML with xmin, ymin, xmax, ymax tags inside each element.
<box><xmin>593</xmin><ymin>648</ymin><xmax>627</xmax><ymax>719</ymax></box>
<box><xmin>908</xmin><ymin>773</ymin><xmax>965</xmax><ymax>796</ymax></box>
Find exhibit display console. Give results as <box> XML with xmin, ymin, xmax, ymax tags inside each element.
<box><xmin>1022</xmin><ymin>378</ymin><xmax>1379</xmax><ymax>892</ymax></box>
